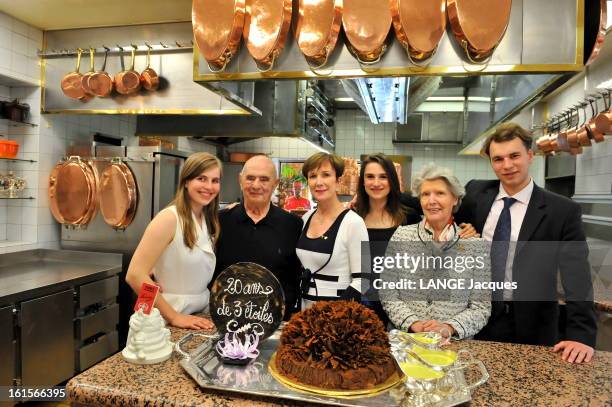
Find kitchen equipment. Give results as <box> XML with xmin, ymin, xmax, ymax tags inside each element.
<box><xmin>584</xmin><ymin>0</ymin><xmax>608</xmax><ymax>66</ymax></box>
<box><xmin>48</xmin><ymin>156</ymin><xmax>99</xmax><ymax>226</ymax></box>
<box><xmin>447</xmin><ymin>0</ymin><xmax>512</xmax><ymax>64</ymax></box>
<box><xmin>99</xmin><ymin>159</ymin><xmax>139</xmax><ymax>229</ymax></box>
<box><xmin>140</xmin><ymin>46</ymin><xmax>159</xmax><ymax>91</ymax></box>
<box><xmin>88</xmin><ymin>50</ymin><xmax>114</xmax><ymax>97</ymax></box>
<box><xmin>342</xmin><ymin>0</ymin><xmax>392</xmax><ymax>65</ymax></box>
<box><xmin>0</xmin><ymin>139</ymin><xmax>19</xmax><ymax>158</ymax></box>
<box><xmin>576</xmin><ymin>104</ymin><xmax>592</xmax><ymax>147</ymax></box>
<box><xmin>175</xmin><ymin>330</ymin><xmax>473</xmax><ymax>406</ymax></box>
<box><xmin>61</xmin><ymin>49</ymin><xmax>87</xmax><ymax>100</ymax></box>
<box><xmin>390</xmin><ymin>0</ymin><xmax>446</xmax><ymax>65</ymax></box>
<box><xmin>586</xmin><ymin>97</ymin><xmax>607</xmax><ymax>142</ymax></box>
<box><xmin>243</xmin><ymin>0</ymin><xmax>292</xmax><ymax>71</ymax></box>
<box><xmin>294</xmin><ymin>0</ymin><xmax>342</xmax><ymax>70</ymax></box>
<box><xmin>2</xmin><ymin>100</ymin><xmax>30</xmax><ymax>123</ymax></box>
<box><xmin>0</xmin><ymin>171</ymin><xmax>26</xmax><ymax>198</ymax></box>
<box><xmin>193</xmin><ymin>0</ymin><xmax>245</xmax><ymax>72</ymax></box>
<box><xmin>115</xmin><ymin>49</ymin><xmax>141</xmax><ymax>95</ymax></box>
<box><xmin>81</xmin><ymin>48</ymin><xmax>97</xmax><ymax>97</ymax></box>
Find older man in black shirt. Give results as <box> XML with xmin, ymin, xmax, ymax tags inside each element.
<box><xmin>214</xmin><ymin>155</ymin><xmax>303</xmax><ymax>318</ymax></box>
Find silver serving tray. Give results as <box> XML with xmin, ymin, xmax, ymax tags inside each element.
<box><xmin>176</xmin><ymin>330</ymin><xmax>472</xmax><ymax>407</ymax></box>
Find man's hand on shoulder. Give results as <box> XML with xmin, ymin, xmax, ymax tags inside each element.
<box><xmin>552</xmin><ymin>340</ymin><xmax>594</xmax><ymax>363</ymax></box>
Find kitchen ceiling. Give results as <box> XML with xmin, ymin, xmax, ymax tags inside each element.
<box><xmin>0</xmin><ymin>0</ymin><xmax>191</xmax><ymax>30</ymax></box>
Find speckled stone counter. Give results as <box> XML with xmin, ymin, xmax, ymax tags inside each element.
<box><xmin>67</xmin><ymin>327</ymin><xmax>612</xmax><ymax>407</ymax></box>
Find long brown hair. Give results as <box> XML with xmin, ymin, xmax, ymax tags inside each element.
<box><xmin>355</xmin><ymin>153</ymin><xmax>407</xmax><ymax>227</ymax></box>
<box><xmin>171</xmin><ymin>152</ymin><xmax>222</xmax><ymax>249</ymax></box>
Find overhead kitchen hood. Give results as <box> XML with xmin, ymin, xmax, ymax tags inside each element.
<box><xmin>137</xmin><ymin>81</ymin><xmax>336</xmax><ymax>150</ymax></box>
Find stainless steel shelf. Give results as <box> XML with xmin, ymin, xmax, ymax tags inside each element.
<box><xmin>0</xmin><ymin>119</ymin><xmax>38</xmax><ymax>128</ymax></box>
<box><xmin>0</xmin><ymin>157</ymin><xmax>37</xmax><ymax>163</ymax></box>
<box><xmin>0</xmin><ymin>196</ymin><xmax>35</xmax><ymax>199</ymax></box>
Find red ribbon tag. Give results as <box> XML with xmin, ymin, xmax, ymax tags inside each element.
<box><xmin>134</xmin><ymin>282</ymin><xmax>160</xmax><ymax>315</ymax></box>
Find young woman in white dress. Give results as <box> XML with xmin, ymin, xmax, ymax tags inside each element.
<box><xmin>126</xmin><ymin>152</ymin><xmax>221</xmax><ymax>329</ymax></box>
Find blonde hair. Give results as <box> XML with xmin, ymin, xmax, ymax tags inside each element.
<box><xmin>171</xmin><ymin>152</ymin><xmax>222</xmax><ymax>249</ymax></box>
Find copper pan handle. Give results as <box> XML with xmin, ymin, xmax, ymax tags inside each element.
<box><xmin>254</xmin><ymin>52</ymin><xmax>278</xmax><ymax>73</ymax></box>
<box><xmin>406</xmin><ymin>47</ymin><xmax>437</xmax><ymax>70</ymax></box>
<box><xmin>460</xmin><ymin>40</ymin><xmax>492</xmax><ymax>70</ymax></box>
<box><xmin>305</xmin><ymin>51</ymin><xmax>334</xmax><ymax>77</ymax></box>
<box><xmin>75</xmin><ymin>48</ymin><xmax>83</xmax><ymax>72</ymax></box>
<box><xmin>207</xmin><ymin>49</ymin><xmax>232</xmax><ymax>73</ymax></box>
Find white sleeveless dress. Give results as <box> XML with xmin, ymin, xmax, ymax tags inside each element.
<box><xmin>153</xmin><ymin>206</ymin><xmax>216</xmax><ymax>314</ymax></box>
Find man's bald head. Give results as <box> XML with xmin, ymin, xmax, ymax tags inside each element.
<box><xmin>241</xmin><ymin>155</ymin><xmax>277</xmax><ymax>179</ymax></box>
<box><xmin>239</xmin><ymin>155</ymin><xmax>279</xmax><ymax>207</ymax></box>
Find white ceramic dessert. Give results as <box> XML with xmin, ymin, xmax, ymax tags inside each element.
<box><xmin>122</xmin><ymin>308</ymin><xmax>173</xmax><ymax>364</ymax></box>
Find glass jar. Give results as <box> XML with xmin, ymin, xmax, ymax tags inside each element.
<box><xmin>0</xmin><ymin>171</ymin><xmax>26</xmax><ymax>198</ymax></box>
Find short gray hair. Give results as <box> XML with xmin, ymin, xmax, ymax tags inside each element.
<box><xmin>412</xmin><ymin>164</ymin><xmax>465</xmax><ymax>213</ymax></box>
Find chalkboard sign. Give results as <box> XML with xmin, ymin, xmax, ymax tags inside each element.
<box><xmin>210</xmin><ymin>262</ymin><xmax>285</xmax><ymax>340</ymax></box>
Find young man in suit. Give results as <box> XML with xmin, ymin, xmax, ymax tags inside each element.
<box><xmin>463</xmin><ymin>122</ymin><xmax>597</xmax><ymax>363</ymax></box>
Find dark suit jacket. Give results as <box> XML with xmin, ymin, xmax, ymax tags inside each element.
<box><xmin>461</xmin><ymin>180</ymin><xmax>597</xmax><ymax>347</ymax></box>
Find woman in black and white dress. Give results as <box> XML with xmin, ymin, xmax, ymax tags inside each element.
<box><xmin>296</xmin><ymin>153</ymin><xmax>369</xmax><ymax>308</ymax></box>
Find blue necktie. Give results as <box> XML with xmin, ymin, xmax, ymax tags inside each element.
<box><xmin>491</xmin><ymin>197</ymin><xmax>517</xmax><ymax>300</ymax></box>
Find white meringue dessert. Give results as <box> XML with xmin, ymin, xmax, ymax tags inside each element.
<box><xmin>122</xmin><ymin>308</ymin><xmax>173</xmax><ymax>364</ymax></box>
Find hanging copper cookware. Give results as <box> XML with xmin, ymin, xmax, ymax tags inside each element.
<box><xmin>343</xmin><ymin>0</ymin><xmax>392</xmax><ymax>64</ymax></box>
<box><xmin>566</xmin><ymin>106</ymin><xmax>581</xmax><ymax>149</ymax></box>
<box><xmin>594</xmin><ymin>91</ymin><xmax>612</xmax><ymax>135</ymax></box>
<box><xmin>115</xmin><ymin>48</ymin><xmax>141</xmax><ymax>95</ymax></box>
<box><xmin>48</xmin><ymin>156</ymin><xmax>99</xmax><ymax>226</ymax></box>
<box><xmin>447</xmin><ymin>0</ymin><xmax>512</xmax><ymax>64</ymax></box>
<box><xmin>88</xmin><ymin>50</ymin><xmax>114</xmax><ymax>97</ymax></box>
<box><xmin>243</xmin><ymin>0</ymin><xmax>292</xmax><ymax>71</ymax></box>
<box><xmin>390</xmin><ymin>0</ymin><xmax>446</xmax><ymax>65</ymax></box>
<box><xmin>61</xmin><ymin>49</ymin><xmax>87</xmax><ymax>100</ymax></box>
<box><xmin>584</xmin><ymin>0</ymin><xmax>607</xmax><ymax>66</ymax></box>
<box><xmin>81</xmin><ymin>48</ymin><xmax>97</xmax><ymax>97</ymax></box>
<box><xmin>140</xmin><ymin>46</ymin><xmax>159</xmax><ymax>91</ymax></box>
<box><xmin>99</xmin><ymin>158</ymin><xmax>138</xmax><ymax>229</ymax></box>
<box><xmin>586</xmin><ymin>98</ymin><xmax>605</xmax><ymax>143</ymax></box>
<box><xmin>193</xmin><ymin>0</ymin><xmax>246</xmax><ymax>72</ymax></box>
<box><xmin>294</xmin><ymin>0</ymin><xmax>342</xmax><ymax>70</ymax></box>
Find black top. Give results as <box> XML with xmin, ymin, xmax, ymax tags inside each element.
<box><xmin>214</xmin><ymin>203</ymin><xmax>303</xmax><ymax>318</ymax></box>
<box><xmin>297</xmin><ymin>209</ymin><xmax>349</xmax><ymax>254</ymax></box>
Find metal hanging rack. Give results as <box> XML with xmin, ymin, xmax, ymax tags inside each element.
<box><xmin>38</xmin><ymin>40</ymin><xmax>194</xmax><ymax>58</ymax></box>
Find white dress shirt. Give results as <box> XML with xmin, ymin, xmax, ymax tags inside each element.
<box><xmin>482</xmin><ymin>179</ymin><xmax>534</xmax><ymax>300</ymax></box>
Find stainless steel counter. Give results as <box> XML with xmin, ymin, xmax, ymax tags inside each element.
<box><xmin>0</xmin><ymin>249</ymin><xmax>122</xmax><ymax>306</ymax></box>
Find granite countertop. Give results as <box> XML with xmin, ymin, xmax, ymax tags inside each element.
<box><xmin>67</xmin><ymin>326</ymin><xmax>612</xmax><ymax>407</ymax></box>
<box><xmin>0</xmin><ymin>249</ymin><xmax>122</xmax><ymax>306</ymax></box>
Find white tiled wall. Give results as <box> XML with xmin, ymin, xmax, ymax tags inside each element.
<box><xmin>0</xmin><ymin>12</ymin><xmax>41</xmax><ymax>85</ymax></box>
<box><xmin>575</xmin><ymin>139</ymin><xmax>612</xmax><ymax>195</ymax></box>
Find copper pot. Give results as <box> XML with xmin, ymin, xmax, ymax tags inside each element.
<box><xmin>585</xmin><ymin>0</ymin><xmax>607</xmax><ymax>65</ymax></box>
<box><xmin>585</xmin><ymin>98</ymin><xmax>604</xmax><ymax>143</ymax></box>
<box><xmin>60</xmin><ymin>49</ymin><xmax>87</xmax><ymax>100</ymax></box>
<box><xmin>115</xmin><ymin>49</ymin><xmax>141</xmax><ymax>95</ymax></box>
<box><xmin>447</xmin><ymin>0</ymin><xmax>512</xmax><ymax>64</ymax></box>
<box><xmin>48</xmin><ymin>156</ymin><xmax>99</xmax><ymax>226</ymax></box>
<box><xmin>88</xmin><ymin>50</ymin><xmax>114</xmax><ymax>97</ymax></box>
<box><xmin>295</xmin><ymin>0</ymin><xmax>342</xmax><ymax>70</ymax></box>
<box><xmin>99</xmin><ymin>159</ymin><xmax>138</xmax><ymax>229</ymax></box>
<box><xmin>343</xmin><ymin>0</ymin><xmax>392</xmax><ymax>65</ymax></box>
<box><xmin>593</xmin><ymin>91</ymin><xmax>611</xmax><ymax>135</ymax></box>
<box><xmin>243</xmin><ymin>0</ymin><xmax>292</xmax><ymax>71</ymax></box>
<box><xmin>390</xmin><ymin>0</ymin><xmax>446</xmax><ymax>65</ymax></box>
<box><xmin>193</xmin><ymin>0</ymin><xmax>245</xmax><ymax>72</ymax></box>
<box><xmin>140</xmin><ymin>47</ymin><xmax>159</xmax><ymax>91</ymax></box>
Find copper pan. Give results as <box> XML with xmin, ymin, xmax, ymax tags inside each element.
<box><xmin>584</xmin><ymin>0</ymin><xmax>607</xmax><ymax>66</ymax></box>
<box><xmin>243</xmin><ymin>0</ymin><xmax>292</xmax><ymax>71</ymax></box>
<box><xmin>295</xmin><ymin>0</ymin><xmax>342</xmax><ymax>70</ymax></box>
<box><xmin>193</xmin><ymin>0</ymin><xmax>245</xmax><ymax>72</ymax></box>
<box><xmin>81</xmin><ymin>48</ymin><xmax>96</xmax><ymax>97</ymax></box>
<box><xmin>114</xmin><ymin>48</ymin><xmax>141</xmax><ymax>95</ymax></box>
<box><xmin>99</xmin><ymin>159</ymin><xmax>138</xmax><ymax>229</ymax></box>
<box><xmin>585</xmin><ymin>98</ymin><xmax>604</xmax><ymax>143</ymax></box>
<box><xmin>447</xmin><ymin>0</ymin><xmax>512</xmax><ymax>64</ymax></box>
<box><xmin>48</xmin><ymin>157</ymin><xmax>99</xmax><ymax>226</ymax></box>
<box><xmin>390</xmin><ymin>0</ymin><xmax>446</xmax><ymax>65</ymax></box>
<box><xmin>60</xmin><ymin>49</ymin><xmax>87</xmax><ymax>100</ymax></box>
<box><xmin>343</xmin><ymin>0</ymin><xmax>392</xmax><ymax>64</ymax></box>
<box><xmin>88</xmin><ymin>50</ymin><xmax>114</xmax><ymax>97</ymax></box>
<box><xmin>140</xmin><ymin>46</ymin><xmax>159</xmax><ymax>91</ymax></box>
<box><xmin>594</xmin><ymin>91</ymin><xmax>612</xmax><ymax>135</ymax></box>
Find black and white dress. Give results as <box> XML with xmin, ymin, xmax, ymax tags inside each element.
<box><xmin>296</xmin><ymin>209</ymin><xmax>369</xmax><ymax>307</ymax></box>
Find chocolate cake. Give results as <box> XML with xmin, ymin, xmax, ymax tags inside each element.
<box><xmin>275</xmin><ymin>301</ymin><xmax>397</xmax><ymax>390</ymax></box>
